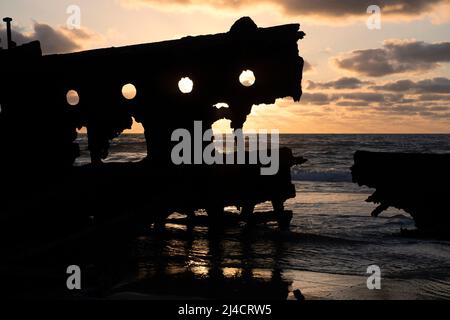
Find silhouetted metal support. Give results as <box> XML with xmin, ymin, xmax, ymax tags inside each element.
<box><xmin>3</xmin><ymin>17</ymin><xmax>15</xmax><ymax>49</ymax></box>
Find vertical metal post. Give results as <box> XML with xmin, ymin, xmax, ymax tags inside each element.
<box><xmin>3</xmin><ymin>17</ymin><xmax>13</xmax><ymax>49</ymax></box>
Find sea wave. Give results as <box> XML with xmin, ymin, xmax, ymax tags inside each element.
<box><xmin>291</xmin><ymin>168</ymin><xmax>352</xmax><ymax>182</ymax></box>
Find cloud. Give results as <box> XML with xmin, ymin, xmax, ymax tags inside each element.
<box><xmin>301</xmin><ymin>75</ymin><xmax>450</xmax><ymax>123</ymax></box>
<box><xmin>123</xmin><ymin>0</ymin><xmax>450</xmax><ymax>21</ymax></box>
<box><xmin>307</xmin><ymin>77</ymin><xmax>374</xmax><ymax>90</ymax></box>
<box><xmin>334</xmin><ymin>40</ymin><xmax>450</xmax><ymax>77</ymax></box>
<box><xmin>303</xmin><ymin>60</ymin><xmax>313</xmax><ymax>72</ymax></box>
<box><xmin>300</xmin><ymin>92</ymin><xmax>331</xmax><ymax>105</ymax></box>
<box><xmin>418</xmin><ymin>94</ymin><xmax>450</xmax><ymax>101</ymax></box>
<box><xmin>0</xmin><ymin>22</ymin><xmax>100</xmax><ymax>54</ymax></box>
<box><xmin>335</xmin><ymin>101</ymin><xmax>370</xmax><ymax>107</ymax></box>
<box><xmin>375</xmin><ymin>103</ymin><xmax>450</xmax><ymax>119</ymax></box>
<box><xmin>334</xmin><ymin>92</ymin><xmax>387</xmax><ymax>103</ymax></box>
<box><xmin>372</xmin><ymin>77</ymin><xmax>450</xmax><ymax>93</ymax></box>
<box><xmin>301</xmin><ymin>90</ymin><xmax>408</xmax><ymax>105</ymax></box>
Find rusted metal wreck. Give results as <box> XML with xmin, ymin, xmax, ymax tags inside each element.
<box><xmin>352</xmin><ymin>151</ymin><xmax>450</xmax><ymax>237</ymax></box>
<box><xmin>0</xmin><ymin>17</ymin><xmax>307</xmax><ymax>242</ymax></box>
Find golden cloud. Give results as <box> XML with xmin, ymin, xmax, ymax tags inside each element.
<box><xmin>121</xmin><ymin>0</ymin><xmax>450</xmax><ymax>23</ymax></box>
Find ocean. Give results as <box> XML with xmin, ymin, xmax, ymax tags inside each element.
<box><xmin>75</xmin><ymin>134</ymin><xmax>450</xmax><ymax>299</ymax></box>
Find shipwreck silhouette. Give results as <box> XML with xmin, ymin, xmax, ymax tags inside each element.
<box><xmin>352</xmin><ymin>151</ymin><xmax>450</xmax><ymax>237</ymax></box>
<box><xmin>0</xmin><ymin>17</ymin><xmax>307</xmax><ymax>250</ymax></box>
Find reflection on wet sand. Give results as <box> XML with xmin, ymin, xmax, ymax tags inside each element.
<box><xmin>2</xmin><ymin>211</ymin><xmax>300</xmax><ymax>300</ymax></box>
<box><xmin>113</xmin><ymin>221</ymin><xmax>293</xmax><ymax>300</ymax></box>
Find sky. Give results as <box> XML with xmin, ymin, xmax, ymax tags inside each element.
<box><xmin>1</xmin><ymin>0</ymin><xmax>450</xmax><ymax>133</ymax></box>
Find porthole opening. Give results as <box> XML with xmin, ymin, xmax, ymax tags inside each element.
<box><xmin>122</xmin><ymin>83</ymin><xmax>137</xmax><ymax>100</ymax></box>
<box><xmin>178</xmin><ymin>77</ymin><xmax>194</xmax><ymax>94</ymax></box>
<box><xmin>66</xmin><ymin>89</ymin><xmax>80</xmax><ymax>106</ymax></box>
<box><xmin>239</xmin><ymin>70</ymin><xmax>256</xmax><ymax>87</ymax></box>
